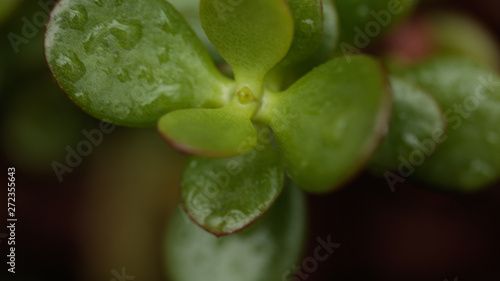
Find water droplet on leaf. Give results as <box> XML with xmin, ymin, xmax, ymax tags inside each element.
<box><xmin>67</xmin><ymin>5</ymin><xmax>88</xmax><ymax>30</ymax></box>
<box><xmin>55</xmin><ymin>52</ymin><xmax>86</xmax><ymax>82</ymax></box>
<box><xmin>109</xmin><ymin>19</ymin><xmax>143</xmax><ymax>50</ymax></box>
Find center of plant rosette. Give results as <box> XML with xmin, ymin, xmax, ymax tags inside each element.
<box><xmin>45</xmin><ymin>0</ymin><xmax>392</xmax><ymax>236</ymax></box>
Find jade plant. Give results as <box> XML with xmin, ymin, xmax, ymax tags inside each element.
<box><xmin>44</xmin><ymin>0</ymin><xmax>396</xmax><ymax>236</ymax></box>
<box><xmin>44</xmin><ymin>0</ymin><xmax>500</xmax><ymax>279</ymax></box>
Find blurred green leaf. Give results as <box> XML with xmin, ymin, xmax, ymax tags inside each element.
<box><xmin>272</xmin><ymin>0</ymin><xmax>340</xmax><ymax>91</ymax></box>
<box><xmin>266</xmin><ymin>0</ymin><xmax>324</xmax><ymax>90</ymax></box>
<box><xmin>165</xmin><ymin>181</ymin><xmax>307</xmax><ymax>281</ymax></box>
<box><xmin>308</xmin><ymin>0</ymin><xmax>340</xmax><ymax>65</ymax></box>
<box><xmin>181</xmin><ymin>134</ymin><xmax>284</xmax><ymax>236</ymax></box>
<box><xmin>255</xmin><ymin>55</ymin><xmax>391</xmax><ymax>193</ymax></box>
<box><xmin>45</xmin><ymin>0</ymin><xmax>232</xmax><ymax>127</ymax></box>
<box><xmin>370</xmin><ymin>76</ymin><xmax>445</xmax><ymax>173</ymax></box>
<box><xmin>399</xmin><ymin>56</ymin><xmax>500</xmax><ymax>190</ymax></box>
<box><xmin>332</xmin><ymin>0</ymin><xmax>416</xmax><ymax>54</ymax></box>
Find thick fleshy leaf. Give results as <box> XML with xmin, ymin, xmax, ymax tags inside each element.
<box><xmin>398</xmin><ymin>56</ymin><xmax>500</xmax><ymax>191</ymax></box>
<box><xmin>370</xmin><ymin>76</ymin><xmax>445</xmax><ymax>173</ymax></box>
<box><xmin>181</xmin><ymin>133</ymin><xmax>284</xmax><ymax>236</ymax></box>
<box><xmin>158</xmin><ymin>103</ymin><xmax>258</xmax><ymax>157</ymax></box>
<box><xmin>45</xmin><ymin>0</ymin><xmax>232</xmax><ymax>127</ymax></box>
<box><xmin>266</xmin><ymin>0</ymin><xmax>324</xmax><ymax>90</ymax></box>
<box><xmin>200</xmin><ymin>0</ymin><xmax>293</xmax><ymax>90</ymax></box>
<box><xmin>309</xmin><ymin>0</ymin><xmax>340</xmax><ymax>65</ymax></box>
<box><xmin>270</xmin><ymin>0</ymin><xmax>340</xmax><ymax>91</ymax></box>
<box><xmin>254</xmin><ymin>55</ymin><xmax>391</xmax><ymax>193</ymax></box>
<box><xmin>168</xmin><ymin>0</ymin><xmax>224</xmax><ymax>64</ymax></box>
<box><xmin>165</xmin><ymin>181</ymin><xmax>307</xmax><ymax>281</ymax></box>
<box><xmin>332</xmin><ymin>0</ymin><xmax>416</xmax><ymax>55</ymax></box>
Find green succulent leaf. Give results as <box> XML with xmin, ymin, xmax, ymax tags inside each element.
<box><xmin>308</xmin><ymin>0</ymin><xmax>340</xmax><ymax>65</ymax></box>
<box><xmin>332</xmin><ymin>0</ymin><xmax>416</xmax><ymax>55</ymax></box>
<box><xmin>158</xmin><ymin>103</ymin><xmax>258</xmax><ymax>157</ymax></box>
<box><xmin>255</xmin><ymin>55</ymin><xmax>391</xmax><ymax>193</ymax></box>
<box><xmin>270</xmin><ymin>0</ymin><xmax>340</xmax><ymax>91</ymax></box>
<box><xmin>181</xmin><ymin>133</ymin><xmax>284</xmax><ymax>236</ymax></box>
<box><xmin>168</xmin><ymin>0</ymin><xmax>224</xmax><ymax>64</ymax></box>
<box><xmin>281</xmin><ymin>0</ymin><xmax>323</xmax><ymax>65</ymax></box>
<box><xmin>266</xmin><ymin>0</ymin><xmax>324</xmax><ymax>90</ymax></box>
<box><xmin>200</xmin><ymin>0</ymin><xmax>294</xmax><ymax>90</ymax></box>
<box><xmin>45</xmin><ymin>0</ymin><xmax>231</xmax><ymax>127</ymax></box>
<box><xmin>370</xmin><ymin>76</ymin><xmax>446</xmax><ymax>173</ymax></box>
<box><xmin>398</xmin><ymin>56</ymin><xmax>500</xmax><ymax>191</ymax></box>
<box><xmin>165</xmin><ymin>181</ymin><xmax>307</xmax><ymax>281</ymax></box>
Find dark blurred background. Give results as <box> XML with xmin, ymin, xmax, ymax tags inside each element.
<box><xmin>0</xmin><ymin>0</ymin><xmax>499</xmax><ymax>280</ymax></box>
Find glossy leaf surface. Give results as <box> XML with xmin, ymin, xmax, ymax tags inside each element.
<box><xmin>266</xmin><ymin>0</ymin><xmax>324</xmax><ymax>89</ymax></box>
<box><xmin>399</xmin><ymin>57</ymin><xmax>500</xmax><ymax>190</ymax></box>
<box><xmin>165</xmin><ymin>182</ymin><xmax>306</xmax><ymax>281</ymax></box>
<box><xmin>158</xmin><ymin>104</ymin><xmax>257</xmax><ymax>157</ymax></box>
<box><xmin>370</xmin><ymin>76</ymin><xmax>445</xmax><ymax>173</ymax></box>
<box><xmin>200</xmin><ymin>0</ymin><xmax>294</xmax><ymax>89</ymax></box>
<box><xmin>255</xmin><ymin>55</ymin><xmax>391</xmax><ymax>193</ymax></box>
<box><xmin>309</xmin><ymin>0</ymin><xmax>340</xmax><ymax>65</ymax></box>
<box><xmin>181</xmin><ymin>133</ymin><xmax>284</xmax><ymax>236</ymax></box>
<box><xmin>333</xmin><ymin>0</ymin><xmax>416</xmax><ymax>53</ymax></box>
<box><xmin>274</xmin><ymin>0</ymin><xmax>340</xmax><ymax>90</ymax></box>
<box><xmin>168</xmin><ymin>0</ymin><xmax>224</xmax><ymax>63</ymax></box>
<box><xmin>45</xmin><ymin>0</ymin><xmax>231</xmax><ymax>127</ymax></box>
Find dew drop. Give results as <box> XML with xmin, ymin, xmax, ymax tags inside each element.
<box><xmin>111</xmin><ymin>103</ymin><xmax>131</xmax><ymax>120</ymax></box>
<box><xmin>225</xmin><ymin>210</ymin><xmax>247</xmax><ymax>227</ymax></box>
<box><xmin>67</xmin><ymin>5</ymin><xmax>88</xmax><ymax>30</ymax></box>
<box><xmin>82</xmin><ymin>25</ymin><xmax>108</xmax><ymax>55</ymax></box>
<box><xmin>93</xmin><ymin>0</ymin><xmax>104</xmax><ymax>7</ymax></box>
<box><xmin>54</xmin><ymin>52</ymin><xmax>86</xmax><ymax>82</ymax></box>
<box><xmin>116</xmin><ymin>67</ymin><xmax>131</xmax><ymax>82</ymax></box>
<box><xmin>158</xmin><ymin>9</ymin><xmax>181</xmax><ymax>34</ymax></box>
<box><xmin>109</xmin><ymin>19</ymin><xmax>143</xmax><ymax>50</ymax></box>
<box><xmin>402</xmin><ymin>133</ymin><xmax>420</xmax><ymax>148</ymax></box>
<box><xmin>158</xmin><ymin>47</ymin><xmax>170</xmax><ymax>63</ymax></box>
<box><xmin>299</xmin><ymin>19</ymin><xmax>314</xmax><ymax>34</ymax></box>
<box><xmin>82</xmin><ymin>31</ymin><xmax>97</xmax><ymax>54</ymax></box>
<box><xmin>137</xmin><ymin>65</ymin><xmax>155</xmax><ymax>84</ymax></box>
<box><xmin>205</xmin><ymin>214</ymin><xmax>224</xmax><ymax>230</ymax></box>
<box><xmin>73</xmin><ymin>92</ymin><xmax>89</xmax><ymax>104</ymax></box>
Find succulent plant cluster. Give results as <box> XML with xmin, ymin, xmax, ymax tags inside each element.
<box><xmin>45</xmin><ymin>0</ymin><xmax>500</xmax><ymax>254</ymax></box>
